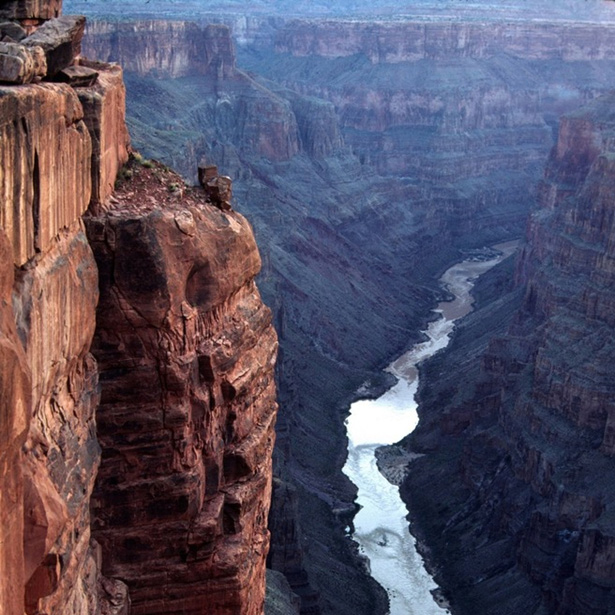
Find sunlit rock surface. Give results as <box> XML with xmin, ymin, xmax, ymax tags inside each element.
<box><xmin>0</xmin><ymin>70</ymin><xmax>129</xmax><ymax>615</ymax></box>
<box><xmin>1</xmin><ymin>3</ymin><xmax>277</xmax><ymax>614</ymax></box>
<box><xmin>86</xmin><ymin>159</ymin><xmax>278</xmax><ymax>615</ymax></box>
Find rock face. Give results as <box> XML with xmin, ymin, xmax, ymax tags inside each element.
<box><xmin>0</xmin><ymin>227</ymin><xmax>31</xmax><ymax>615</ymax></box>
<box><xmin>0</xmin><ymin>0</ymin><xmax>62</xmax><ymax>20</ymax></box>
<box><xmin>274</xmin><ymin>19</ymin><xmax>615</xmax><ymax>62</ymax></box>
<box><xmin>76</xmin><ymin>59</ymin><xmax>130</xmax><ymax>205</ymax></box>
<box><xmin>0</xmin><ymin>65</ymin><xmax>129</xmax><ymax>614</ymax></box>
<box><xmin>83</xmin><ymin>22</ymin><xmax>299</xmax><ymax>165</ymax></box>
<box><xmin>0</xmin><ymin>83</ymin><xmax>91</xmax><ymax>265</ymax></box>
<box><xmin>84</xmin><ymin>20</ymin><xmax>235</xmax><ymax>79</ymax></box>
<box><xmin>399</xmin><ymin>92</ymin><xmax>615</xmax><ymax>615</ymax></box>
<box><xmin>86</xmin><ymin>159</ymin><xmax>278</xmax><ymax>615</ymax></box>
<box><xmin>1</xmin><ymin>4</ymin><xmax>278</xmax><ymax>615</ymax></box>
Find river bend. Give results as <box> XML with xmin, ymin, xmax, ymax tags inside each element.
<box><xmin>342</xmin><ymin>242</ymin><xmax>518</xmax><ymax>614</ymax></box>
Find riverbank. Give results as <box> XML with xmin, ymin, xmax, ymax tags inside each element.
<box><xmin>343</xmin><ymin>242</ymin><xmax>519</xmax><ymax>614</ymax></box>
<box><xmin>393</xmin><ymin>250</ymin><xmax>525</xmax><ymax>614</ymax></box>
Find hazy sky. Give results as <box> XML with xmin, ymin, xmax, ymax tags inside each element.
<box><xmin>64</xmin><ymin>0</ymin><xmax>615</xmax><ymax>23</ymax></box>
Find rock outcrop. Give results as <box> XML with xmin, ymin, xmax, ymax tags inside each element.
<box><xmin>0</xmin><ymin>3</ymin><xmax>277</xmax><ymax>615</ymax></box>
<box><xmin>0</xmin><ymin>41</ymin><xmax>46</xmax><ymax>83</ymax></box>
<box><xmin>23</xmin><ymin>14</ymin><xmax>85</xmax><ymax>77</ymax></box>
<box><xmin>75</xmin><ymin>58</ymin><xmax>129</xmax><ymax>205</ymax></box>
<box><xmin>399</xmin><ymin>92</ymin><xmax>615</xmax><ymax>615</ymax></box>
<box><xmin>83</xmin><ymin>20</ymin><xmax>235</xmax><ymax>79</ymax></box>
<box><xmin>86</xmin><ymin>157</ymin><xmax>278</xmax><ymax>615</ymax></box>
<box><xmin>0</xmin><ymin>55</ymin><xmax>129</xmax><ymax>615</ymax></box>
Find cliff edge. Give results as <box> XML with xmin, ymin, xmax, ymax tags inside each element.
<box><xmin>0</xmin><ymin>2</ymin><xmax>277</xmax><ymax>614</ymax></box>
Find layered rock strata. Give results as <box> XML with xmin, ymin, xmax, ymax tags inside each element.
<box><xmin>77</xmin><ymin>13</ymin><xmax>615</xmax><ymax>614</ymax></box>
<box><xmin>2</xmin><ymin>4</ymin><xmax>278</xmax><ymax>615</ymax></box>
<box><xmin>84</xmin><ymin>20</ymin><xmax>235</xmax><ymax>79</ymax></box>
<box><xmin>0</xmin><ymin>53</ymin><xmax>129</xmax><ymax>614</ymax></box>
<box><xmin>0</xmin><ymin>0</ymin><xmax>62</xmax><ymax>21</ymax></box>
<box><xmin>399</xmin><ymin>92</ymin><xmax>615</xmax><ymax>614</ymax></box>
<box><xmin>86</xmin><ymin>157</ymin><xmax>278</xmax><ymax>615</ymax></box>
<box><xmin>274</xmin><ymin>19</ymin><xmax>615</xmax><ymax>62</ymax></box>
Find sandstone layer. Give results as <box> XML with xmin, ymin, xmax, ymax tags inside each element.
<box><xmin>84</xmin><ymin>20</ymin><xmax>235</xmax><ymax>79</ymax></box>
<box><xmin>274</xmin><ymin>19</ymin><xmax>615</xmax><ymax>62</ymax></box>
<box><xmin>0</xmin><ymin>55</ymin><xmax>129</xmax><ymax>614</ymax></box>
<box><xmin>399</xmin><ymin>92</ymin><xmax>615</xmax><ymax>614</ymax></box>
<box><xmin>0</xmin><ymin>0</ymin><xmax>62</xmax><ymax>21</ymax></box>
<box><xmin>86</xmin><ymin>158</ymin><xmax>278</xmax><ymax>615</ymax></box>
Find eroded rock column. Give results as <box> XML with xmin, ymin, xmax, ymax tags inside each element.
<box><xmin>86</xmin><ymin>162</ymin><xmax>278</xmax><ymax>615</ymax></box>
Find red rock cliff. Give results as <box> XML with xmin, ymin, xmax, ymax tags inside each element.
<box><xmin>274</xmin><ymin>19</ymin><xmax>615</xmax><ymax>63</ymax></box>
<box><xmin>86</xmin><ymin>159</ymin><xmax>278</xmax><ymax>615</ymax></box>
<box><xmin>83</xmin><ymin>20</ymin><xmax>235</xmax><ymax>79</ymax></box>
<box><xmin>0</xmin><ymin>3</ymin><xmax>277</xmax><ymax>615</ymax></box>
<box><xmin>0</xmin><ymin>38</ymin><xmax>130</xmax><ymax>615</ymax></box>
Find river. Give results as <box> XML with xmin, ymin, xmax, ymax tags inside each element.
<box><xmin>342</xmin><ymin>241</ymin><xmax>518</xmax><ymax>615</ymax></box>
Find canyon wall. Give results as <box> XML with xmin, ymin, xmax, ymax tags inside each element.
<box><xmin>86</xmin><ymin>158</ymin><xmax>279</xmax><ymax>615</ymax></box>
<box><xmin>84</xmin><ymin>20</ymin><xmax>235</xmax><ymax>79</ymax></box>
<box><xmin>77</xmin><ymin>13</ymin><xmax>615</xmax><ymax>614</ymax></box>
<box><xmin>274</xmin><ymin>19</ymin><xmax>615</xmax><ymax>62</ymax></box>
<box><xmin>1</xmin><ymin>3</ymin><xmax>278</xmax><ymax>615</ymax></box>
<box><xmin>398</xmin><ymin>92</ymin><xmax>615</xmax><ymax>614</ymax></box>
<box><xmin>0</xmin><ymin>40</ymin><xmax>130</xmax><ymax>615</ymax></box>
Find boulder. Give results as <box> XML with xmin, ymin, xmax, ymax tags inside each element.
<box><xmin>0</xmin><ymin>20</ymin><xmax>26</xmax><ymax>42</ymax></box>
<box><xmin>0</xmin><ymin>40</ymin><xmax>45</xmax><ymax>83</ymax></box>
<box><xmin>23</xmin><ymin>14</ymin><xmax>85</xmax><ymax>77</ymax></box>
<box><xmin>57</xmin><ymin>64</ymin><xmax>98</xmax><ymax>87</ymax></box>
<box><xmin>198</xmin><ymin>164</ymin><xmax>233</xmax><ymax>211</ymax></box>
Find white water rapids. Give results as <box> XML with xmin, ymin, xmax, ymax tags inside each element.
<box><xmin>342</xmin><ymin>241</ymin><xmax>518</xmax><ymax>615</ymax></box>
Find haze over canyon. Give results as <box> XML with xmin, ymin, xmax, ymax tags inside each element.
<box><xmin>3</xmin><ymin>0</ymin><xmax>615</xmax><ymax>614</ymax></box>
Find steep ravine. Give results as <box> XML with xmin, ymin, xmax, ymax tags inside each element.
<box><xmin>345</xmin><ymin>244</ymin><xmax>518</xmax><ymax>615</ymax></box>
<box><xmin>74</xmin><ymin>11</ymin><xmax>615</xmax><ymax>614</ymax></box>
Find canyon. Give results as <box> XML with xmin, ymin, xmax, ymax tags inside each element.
<box><xmin>394</xmin><ymin>94</ymin><xmax>615</xmax><ymax>614</ymax></box>
<box><xmin>4</xmin><ymin>0</ymin><xmax>615</xmax><ymax>614</ymax></box>
<box><xmin>70</xmin><ymin>4</ymin><xmax>615</xmax><ymax>614</ymax></box>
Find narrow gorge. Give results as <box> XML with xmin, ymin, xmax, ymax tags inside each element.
<box><xmin>397</xmin><ymin>93</ymin><xmax>615</xmax><ymax>615</ymax></box>
<box><xmin>4</xmin><ymin>0</ymin><xmax>615</xmax><ymax>614</ymax></box>
<box><xmin>68</xmin><ymin>2</ymin><xmax>615</xmax><ymax>613</ymax></box>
